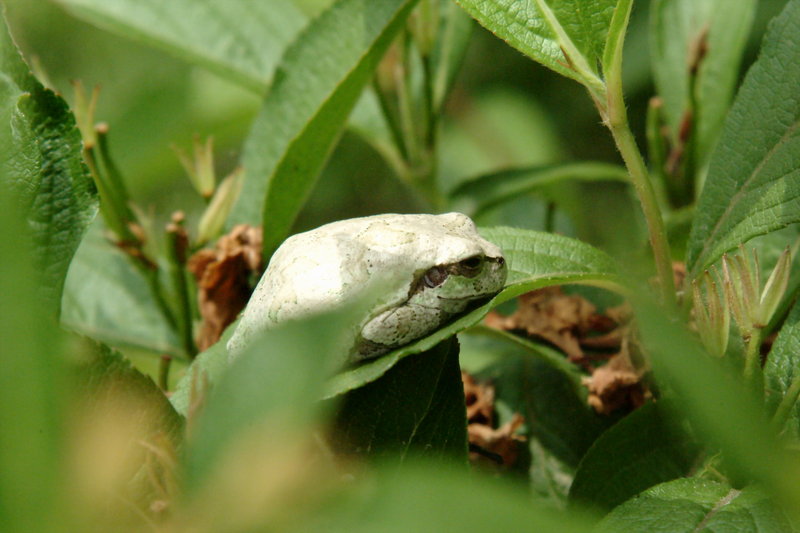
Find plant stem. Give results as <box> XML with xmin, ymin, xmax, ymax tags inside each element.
<box><xmin>602</xmin><ymin>0</ymin><xmax>675</xmax><ymax>305</ymax></box>
<box><xmin>606</xmin><ymin>117</ymin><xmax>676</xmax><ymax>304</ymax></box>
<box><xmin>166</xmin><ymin>214</ymin><xmax>197</xmax><ymax>359</ymax></box>
<box><xmin>743</xmin><ymin>328</ymin><xmax>763</xmax><ymax>384</ymax></box>
<box><xmin>772</xmin><ymin>375</ymin><xmax>800</xmax><ymax>434</ymax></box>
<box><xmin>159</xmin><ymin>354</ymin><xmax>172</xmax><ymax>391</ymax></box>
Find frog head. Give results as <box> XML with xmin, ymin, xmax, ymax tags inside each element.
<box><xmin>355</xmin><ymin>214</ymin><xmax>507</xmax><ymax>359</ymax></box>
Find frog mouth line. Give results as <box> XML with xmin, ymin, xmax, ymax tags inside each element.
<box><xmin>435</xmin><ymin>292</ymin><xmax>498</xmax><ymax>305</ymax></box>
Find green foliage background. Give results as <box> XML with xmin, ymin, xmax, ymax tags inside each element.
<box><xmin>3</xmin><ymin>0</ymin><xmax>800</xmax><ymax>531</ymax></box>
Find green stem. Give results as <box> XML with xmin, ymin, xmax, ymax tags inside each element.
<box><xmin>544</xmin><ymin>201</ymin><xmax>556</xmax><ymax>232</ymax></box>
<box><xmin>140</xmin><ymin>263</ymin><xmax>179</xmax><ymax>332</ymax></box>
<box><xmin>772</xmin><ymin>375</ymin><xmax>800</xmax><ymax>434</ymax></box>
<box><xmin>602</xmin><ymin>0</ymin><xmax>675</xmax><ymax>304</ymax></box>
<box><xmin>372</xmin><ymin>78</ymin><xmax>410</xmax><ymax>162</ymax></box>
<box><xmin>743</xmin><ymin>328</ymin><xmax>763</xmax><ymax>384</ymax></box>
<box><xmin>166</xmin><ymin>218</ymin><xmax>197</xmax><ymax>359</ymax></box>
<box><xmin>397</xmin><ymin>32</ymin><xmax>421</xmax><ymax>167</ymax></box>
<box><xmin>158</xmin><ymin>354</ymin><xmax>172</xmax><ymax>391</ymax></box>
<box><xmin>607</xmin><ymin>118</ymin><xmax>676</xmax><ymax>304</ymax></box>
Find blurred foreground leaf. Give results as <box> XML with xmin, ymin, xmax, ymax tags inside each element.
<box><xmin>0</xmin><ymin>157</ymin><xmax>67</xmax><ymax>533</ymax></box>
<box><xmin>595</xmin><ymin>479</ymin><xmax>793</xmax><ymax>533</ymax></box>
<box><xmin>183</xmin><ymin>309</ymin><xmax>354</xmax><ymax>491</ymax></box>
<box><xmin>67</xmin><ymin>345</ymin><xmax>183</xmax><ymax>525</ymax></box>
<box><xmin>634</xmin><ymin>292</ymin><xmax>800</xmax><ymax>514</ymax></box>
<box><xmin>686</xmin><ymin>0</ymin><xmax>800</xmax><ymax>276</ymax></box>
<box><xmin>312</xmin><ymin>461</ymin><xmax>596</xmax><ymax>533</ymax></box>
<box><xmin>0</xmin><ymin>12</ymin><xmax>97</xmax><ymax>313</ymax></box>
<box><xmin>232</xmin><ymin>0</ymin><xmax>421</xmax><ymax>256</ymax></box>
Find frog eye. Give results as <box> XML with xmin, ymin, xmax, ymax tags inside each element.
<box><xmin>423</xmin><ymin>266</ymin><xmax>448</xmax><ymax>288</ymax></box>
<box><xmin>455</xmin><ymin>255</ymin><xmax>484</xmax><ymax>277</ymax></box>
<box><xmin>460</xmin><ymin>255</ymin><xmax>483</xmax><ymax>269</ymax></box>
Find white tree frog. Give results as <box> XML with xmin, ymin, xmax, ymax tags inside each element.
<box><xmin>227</xmin><ymin>212</ymin><xmax>507</xmax><ymax>362</ymax></box>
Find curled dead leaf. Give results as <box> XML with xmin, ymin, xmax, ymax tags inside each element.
<box><xmin>485</xmin><ymin>286</ymin><xmax>617</xmax><ymax>362</ymax></box>
<box><xmin>188</xmin><ymin>224</ymin><xmax>263</xmax><ymax>351</ymax></box>
<box><xmin>582</xmin><ymin>338</ymin><xmax>651</xmax><ymax>415</ymax></box>
<box><xmin>462</xmin><ymin>371</ymin><xmax>525</xmax><ymax>467</ymax></box>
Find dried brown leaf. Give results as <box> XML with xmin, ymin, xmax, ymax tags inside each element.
<box><xmin>485</xmin><ymin>287</ymin><xmax>602</xmax><ymax>361</ymax></box>
<box><xmin>582</xmin><ymin>339</ymin><xmax>651</xmax><ymax>415</ymax></box>
<box><xmin>188</xmin><ymin>224</ymin><xmax>263</xmax><ymax>351</ymax></box>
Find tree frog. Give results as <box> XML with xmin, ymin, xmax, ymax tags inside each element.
<box><xmin>227</xmin><ymin>212</ymin><xmax>507</xmax><ymax>362</ymax></box>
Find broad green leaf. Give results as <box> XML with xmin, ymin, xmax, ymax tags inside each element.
<box><xmin>764</xmin><ymin>300</ymin><xmax>800</xmax><ymax>439</ymax></box>
<box><xmin>480</xmin><ymin>226</ymin><xmax>620</xmax><ymax>287</ymax></box>
<box><xmin>453</xmin><ymin>0</ymin><xmax>615</xmax><ymax>93</ymax></box>
<box><xmin>0</xmin><ymin>13</ymin><xmax>98</xmax><ymax>313</ymax></box>
<box><xmin>569</xmin><ymin>402</ymin><xmax>699</xmax><ymax>512</ymax></box>
<box><xmin>61</xmin><ymin>224</ymin><xmax>181</xmax><ymax>355</ymax></box>
<box><xmin>686</xmin><ymin>0</ymin><xmax>800</xmax><ymax>276</ymax></box>
<box><xmin>325</xmin><ymin>227</ymin><xmax>621</xmax><ymax>397</ymax></box>
<box><xmin>634</xmin><ymin>293</ymin><xmax>800</xmax><ymax>508</ymax></box>
<box><xmin>449</xmin><ymin>162</ymin><xmax>629</xmax><ymax>218</ymax></box>
<box><xmin>0</xmin><ymin>160</ymin><xmax>68</xmax><ymax>531</ymax></box>
<box><xmin>231</xmin><ymin>0</ymin><xmax>422</xmax><ymax>257</ymax></box>
<box><xmin>52</xmin><ymin>0</ymin><xmax>309</xmax><ymax>93</ymax></box>
<box><xmin>595</xmin><ymin>479</ymin><xmax>792</xmax><ymax>533</ymax></box>
<box><xmin>307</xmin><ymin>460</ymin><xmax>596</xmax><ymax>533</ymax></box>
<box><xmin>330</xmin><ymin>338</ymin><xmax>467</xmax><ymax>463</ymax></box>
<box><xmin>183</xmin><ymin>309</ymin><xmax>354</xmax><ymax>491</ymax></box>
<box><xmin>73</xmin><ymin>344</ymin><xmax>183</xmax><ymax>440</ymax></box>
<box><xmin>651</xmin><ymin>0</ymin><xmax>756</xmax><ymax>171</ymax></box>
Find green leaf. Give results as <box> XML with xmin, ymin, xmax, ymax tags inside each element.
<box><xmin>651</xmin><ymin>0</ymin><xmax>756</xmax><ymax>169</ymax></box>
<box><xmin>595</xmin><ymin>479</ymin><xmax>793</xmax><ymax>533</ymax></box>
<box><xmin>169</xmin><ymin>322</ymin><xmax>236</xmax><ymax>417</ymax></box>
<box><xmin>686</xmin><ymin>0</ymin><xmax>800</xmax><ymax>276</ymax></box>
<box><xmin>448</xmin><ymin>162</ymin><xmax>629</xmax><ymax>219</ymax></box>
<box><xmin>52</xmin><ymin>0</ymin><xmax>309</xmax><ymax>93</ymax></box>
<box><xmin>312</xmin><ymin>460</ymin><xmax>596</xmax><ymax>533</ymax></box>
<box><xmin>61</xmin><ymin>224</ymin><xmax>181</xmax><ymax>355</ymax></box>
<box><xmin>0</xmin><ymin>13</ymin><xmax>98</xmax><ymax>313</ymax></box>
<box><xmin>480</xmin><ymin>226</ymin><xmax>620</xmax><ymax>287</ymax></box>
<box><xmin>0</xmin><ymin>155</ymin><xmax>68</xmax><ymax>531</ymax></box>
<box><xmin>569</xmin><ymin>402</ymin><xmax>699</xmax><ymax>513</ymax></box>
<box><xmin>330</xmin><ymin>338</ymin><xmax>467</xmax><ymax>463</ymax></box>
<box><xmin>183</xmin><ymin>309</ymin><xmax>354</xmax><ymax>490</ymax></box>
<box><xmin>453</xmin><ymin>0</ymin><xmax>615</xmax><ymax>93</ymax></box>
<box><xmin>325</xmin><ymin>227</ymin><xmax>620</xmax><ymax>397</ymax></box>
<box><xmin>231</xmin><ymin>0</ymin><xmax>422</xmax><ymax>257</ymax></box>
<box><xmin>764</xmin><ymin>300</ymin><xmax>800</xmax><ymax>439</ymax></box>
<box><xmin>70</xmin><ymin>344</ymin><xmax>184</xmax><ymax>507</ymax></box>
